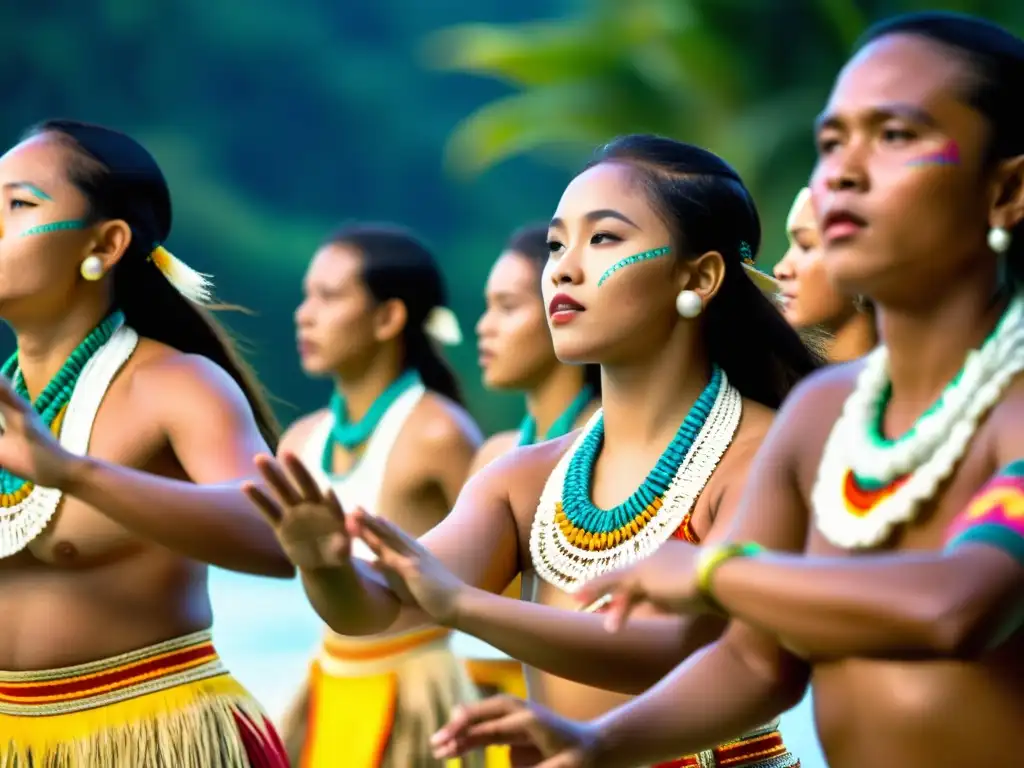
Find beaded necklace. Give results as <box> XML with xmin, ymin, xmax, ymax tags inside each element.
<box><xmin>813</xmin><ymin>293</ymin><xmax>1024</xmax><ymax>549</ymax></box>
<box><xmin>517</xmin><ymin>384</ymin><xmax>595</xmax><ymax>446</ymax></box>
<box><xmin>321</xmin><ymin>369</ymin><xmax>422</xmax><ymax>475</ymax></box>
<box><xmin>0</xmin><ymin>311</ymin><xmax>124</xmax><ymax>503</ymax></box>
<box><xmin>531</xmin><ymin>366</ymin><xmax>742</xmax><ymax>591</ymax></box>
<box><xmin>0</xmin><ymin>314</ymin><xmax>138</xmax><ymax>558</ymax></box>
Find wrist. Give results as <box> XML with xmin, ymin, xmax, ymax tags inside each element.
<box><xmin>696</xmin><ymin>541</ymin><xmax>763</xmax><ymax>614</ymax></box>
<box><xmin>447</xmin><ymin>585</ymin><xmax>489</xmax><ymax>631</ymax></box>
<box><xmin>57</xmin><ymin>453</ymin><xmax>96</xmax><ymax>494</ymax></box>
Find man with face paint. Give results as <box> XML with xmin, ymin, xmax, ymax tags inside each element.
<box><xmin>421</xmin><ymin>13</ymin><xmax>1024</xmax><ymax>768</ymax></box>
<box><xmin>247</xmin><ymin>135</ymin><xmax>820</xmax><ymax>768</ymax></box>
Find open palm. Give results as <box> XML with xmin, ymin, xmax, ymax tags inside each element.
<box><xmin>243</xmin><ymin>452</ymin><xmax>351</xmax><ymax>569</ymax></box>
<box><xmin>0</xmin><ymin>377</ymin><xmax>76</xmax><ymax>489</ymax></box>
<box><xmin>351</xmin><ymin>510</ymin><xmax>469</xmax><ymax>626</ymax></box>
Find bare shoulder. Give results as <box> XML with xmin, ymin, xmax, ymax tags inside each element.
<box><xmin>402</xmin><ymin>392</ymin><xmax>484</xmax><ymax>454</ymax></box>
<box><xmin>477</xmin><ymin>432</ymin><xmax>575</xmax><ymax>527</ymax></box>
<box><xmin>469</xmin><ymin>430</ymin><xmax>520</xmax><ymax>475</ymax></box>
<box><xmin>989</xmin><ymin>372</ymin><xmax>1024</xmax><ymax>464</ymax></box>
<box><xmin>278</xmin><ymin>408</ymin><xmax>329</xmax><ymax>457</ymax></box>
<box><xmin>125</xmin><ymin>339</ymin><xmax>248</xmax><ymax>416</ymax></box>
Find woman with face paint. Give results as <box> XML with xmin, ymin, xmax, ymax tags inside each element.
<box><xmin>271</xmin><ymin>223</ymin><xmax>487</xmax><ymax>768</ymax></box>
<box><xmin>247</xmin><ymin>135</ymin><xmax>821</xmax><ymax>768</ymax></box>
<box><xmin>774</xmin><ymin>188</ymin><xmax>877</xmax><ymax>361</ymax></box>
<box><xmin>427</xmin><ymin>12</ymin><xmax>1024</xmax><ymax>768</ymax></box>
<box><xmin>0</xmin><ymin>120</ymin><xmax>291</xmax><ymax>765</ymax></box>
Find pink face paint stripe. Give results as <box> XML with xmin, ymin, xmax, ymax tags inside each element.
<box><xmin>906</xmin><ymin>140</ymin><xmax>960</xmax><ymax>166</ymax></box>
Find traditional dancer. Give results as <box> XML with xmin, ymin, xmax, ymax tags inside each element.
<box><xmin>774</xmin><ymin>188</ymin><xmax>876</xmax><ymax>361</ymax></box>
<box><xmin>466</xmin><ymin>223</ymin><xmax>602</xmax><ymax>766</ymax></box>
<box><xmin>248</xmin><ymin>135</ymin><xmax>822</xmax><ymax>767</ymax></box>
<box><xmin>0</xmin><ymin>120</ymin><xmax>290</xmax><ymax>766</ymax></box>
<box><xmin>428</xmin><ymin>13</ymin><xmax>1024</xmax><ymax>768</ymax></box>
<box><xmin>273</xmin><ymin>224</ymin><xmax>485</xmax><ymax>767</ymax></box>
<box><xmin>473</xmin><ymin>223</ymin><xmax>600</xmax><ymax>470</ymax></box>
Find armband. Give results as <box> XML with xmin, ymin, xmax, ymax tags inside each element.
<box><xmin>945</xmin><ymin>459</ymin><xmax>1024</xmax><ymax>567</ymax></box>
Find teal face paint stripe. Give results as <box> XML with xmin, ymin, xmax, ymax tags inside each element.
<box><xmin>21</xmin><ymin>184</ymin><xmax>53</xmax><ymax>201</ymax></box>
<box><xmin>597</xmin><ymin>246</ymin><xmax>671</xmax><ymax>287</ymax></box>
<box><xmin>21</xmin><ymin>219</ymin><xmax>86</xmax><ymax>237</ymax></box>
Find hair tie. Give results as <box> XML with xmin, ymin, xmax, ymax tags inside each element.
<box><xmin>423</xmin><ymin>306</ymin><xmax>462</xmax><ymax>346</ymax></box>
<box><xmin>737</xmin><ymin>240</ymin><xmax>780</xmax><ymax>295</ymax></box>
<box><xmin>149</xmin><ymin>245</ymin><xmax>213</xmax><ymax>304</ymax></box>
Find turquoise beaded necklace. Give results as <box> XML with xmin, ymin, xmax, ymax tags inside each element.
<box><xmin>559</xmin><ymin>366</ymin><xmax>722</xmax><ymax>534</ymax></box>
<box><xmin>0</xmin><ymin>310</ymin><xmax>124</xmax><ymax>495</ymax></box>
<box><xmin>517</xmin><ymin>384</ymin><xmax>595</xmax><ymax>447</ymax></box>
<box><xmin>321</xmin><ymin>369</ymin><xmax>422</xmax><ymax>474</ymax></box>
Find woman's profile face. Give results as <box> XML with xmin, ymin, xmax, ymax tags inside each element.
<box><xmin>476</xmin><ymin>251</ymin><xmax>557</xmax><ymax>390</ymax></box>
<box><xmin>0</xmin><ymin>134</ymin><xmax>93</xmax><ymax>319</ymax></box>
<box><xmin>542</xmin><ymin>162</ymin><xmax>682</xmax><ymax>366</ymax></box>
<box><xmin>774</xmin><ymin>190</ymin><xmax>854</xmax><ymax>329</ymax></box>
<box><xmin>809</xmin><ymin>33</ymin><xmax>998</xmax><ymax>305</ymax></box>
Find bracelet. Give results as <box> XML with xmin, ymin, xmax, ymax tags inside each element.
<box><xmin>696</xmin><ymin>541</ymin><xmax>763</xmax><ymax>613</ymax></box>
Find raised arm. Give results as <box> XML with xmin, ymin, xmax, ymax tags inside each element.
<box><xmin>0</xmin><ymin>353</ymin><xmax>294</xmax><ymax>577</ymax></box>
<box><xmin>432</xmin><ymin>380</ymin><xmax>821</xmax><ymax>764</ymax></box>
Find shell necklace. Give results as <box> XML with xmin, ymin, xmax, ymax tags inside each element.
<box><xmin>530</xmin><ymin>366</ymin><xmax>742</xmax><ymax>591</ymax></box>
<box><xmin>812</xmin><ymin>293</ymin><xmax>1024</xmax><ymax>549</ymax></box>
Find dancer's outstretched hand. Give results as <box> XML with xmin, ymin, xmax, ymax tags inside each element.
<box><xmin>0</xmin><ymin>376</ymin><xmax>77</xmax><ymax>489</ymax></box>
<box><xmin>350</xmin><ymin>510</ymin><xmax>468</xmax><ymax>626</ymax></box>
<box><xmin>575</xmin><ymin>540</ymin><xmax>710</xmax><ymax>632</ymax></box>
<box><xmin>431</xmin><ymin>696</ymin><xmax>599</xmax><ymax>767</ymax></box>
<box><xmin>243</xmin><ymin>452</ymin><xmax>351</xmax><ymax>569</ymax></box>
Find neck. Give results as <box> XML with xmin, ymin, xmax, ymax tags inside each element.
<box><xmin>828</xmin><ymin>310</ymin><xmax>877</xmax><ymax>363</ymax></box>
<box><xmin>334</xmin><ymin>350</ymin><xmax>406</xmax><ymax>421</ymax></box>
<box><xmin>9</xmin><ymin>301</ymin><xmax>112</xmax><ymax>400</ymax></box>
<box><xmin>879</xmin><ymin>271</ymin><xmax>1007</xmax><ymax>407</ymax></box>
<box><xmin>601</xmin><ymin>331</ymin><xmax>711</xmax><ymax>448</ymax></box>
<box><xmin>525</xmin><ymin>365</ymin><xmax>589</xmax><ymax>436</ymax></box>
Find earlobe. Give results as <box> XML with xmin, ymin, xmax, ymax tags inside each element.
<box><xmin>990</xmin><ymin>155</ymin><xmax>1024</xmax><ymax>233</ymax></box>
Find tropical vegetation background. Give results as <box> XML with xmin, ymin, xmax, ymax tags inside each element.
<box><xmin>4</xmin><ymin>2</ymin><xmax>1019</xmax><ymax>764</ymax></box>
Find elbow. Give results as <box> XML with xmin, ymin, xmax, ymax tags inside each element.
<box><xmin>259</xmin><ymin>556</ymin><xmax>297</xmax><ymax>579</ymax></box>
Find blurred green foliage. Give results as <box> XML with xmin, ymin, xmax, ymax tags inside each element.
<box><xmin>2</xmin><ymin>0</ymin><xmax>1022</xmax><ymax>434</ymax></box>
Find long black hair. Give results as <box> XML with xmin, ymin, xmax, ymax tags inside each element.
<box><xmin>855</xmin><ymin>12</ymin><xmax>1024</xmax><ymax>285</ymax></box>
<box><xmin>505</xmin><ymin>223</ymin><xmax>602</xmax><ymax>395</ymax></box>
<box><xmin>323</xmin><ymin>223</ymin><xmax>464</xmax><ymax>405</ymax></box>
<box><xmin>590</xmin><ymin>135</ymin><xmax>824</xmax><ymax>408</ymax></box>
<box><xmin>25</xmin><ymin>119</ymin><xmax>281</xmax><ymax>449</ymax></box>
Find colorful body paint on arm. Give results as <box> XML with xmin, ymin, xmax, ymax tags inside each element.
<box><xmin>906</xmin><ymin>139</ymin><xmax>960</xmax><ymax>167</ymax></box>
<box><xmin>945</xmin><ymin>459</ymin><xmax>1024</xmax><ymax>566</ymax></box>
<box><xmin>20</xmin><ymin>219</ymin><xmax>86</xmax><ymax>237</ymax></box>
<box><xmin>597</xmin><ymin>246</ymin><xmax>670</xmax><ymax>287</ymax></box>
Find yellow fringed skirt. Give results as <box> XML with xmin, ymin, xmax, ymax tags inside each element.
<box><xmin>280</xmin><ymin>626</ymin><xmax>486</xmax><ymax>768</ymax></box>
<box><xmin>0</xmin><ymin>629</ymin><xmax>288</xmax><ymax>768</ymax></box>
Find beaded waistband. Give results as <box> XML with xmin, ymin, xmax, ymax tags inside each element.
<box><xmin>654</xmin><ymin>724</ymin><xmax>798</xmax><ymax>768</ymax></box>
<box><xmin>0</xmin><ymin>630</ymin><xmax>225</xmax><ymax>717</ymax></box>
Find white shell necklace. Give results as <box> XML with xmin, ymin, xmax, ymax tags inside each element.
<box><xmin>530</xmin><ymin>369</ymin><xmax>742</xmax><ymax>592</ymax></box>
<box><xmin>0</xmin><ymin>324</ymin><xmax>138</xmax><ymax>558</ymax></box>
<box><xmin>812</xmin><ymin>293</ymin><xmax>1024</xmax><ymax>549</ymax></box>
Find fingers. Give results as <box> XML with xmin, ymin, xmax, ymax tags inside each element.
<box><xmin>242</xmin><ymin>482</ymin><xmax>284</xmax><ymax>525</ymax></box>
<box><xmin>602</xmin><ymin>589</ymin><xmax>640</xmax><ymax>633</ymax></box>
<box><xmin>575</xmin><ymin>569</ymin><xmax>628</xmax><ymax>607</ymax></box>
<box><xmin>253</xmin><ymin>454</ymin><xmax>303</xmax><ymax>507</ymax></box>
<box><xmin>324</xmin><ymin>489</ymin><xmax>347</xmax><ymax>522</ymax></box>
<box><xmin>359</xmin><ymin>523</ymin><xmax>417</xmax><ymax>577</ymax></box>
<box><xmin>358</xmin><ymin>511</ymin><xmax>419</xmax><ymax>554</ymax></box>
<box><xmin>432</xmin><ymin>698</ymin><xmax>532</xmax><ymax>758</ymax></box>
<box><xmin>281</xmin><ymin>452</ymin><xmax>325</xmax><ymax>502</ymax></box>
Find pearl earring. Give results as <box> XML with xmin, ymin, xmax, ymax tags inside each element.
<box><xmin>80</xmin><ymin>255</ymin><xmax>105</xmax><ymax>281</ymax></box>
<box><xmin>988</xmin><ymin>226</ymin><xmax>1011</xmax><ymax>254</ymax></box>
<box><xmin>675</xmin><ymin>289</ymin><xmax>703</xmax><ymax>319</ymax></box>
